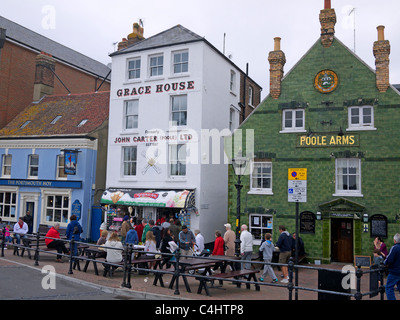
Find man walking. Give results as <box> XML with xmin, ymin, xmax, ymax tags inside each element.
<box><xmin>276</xmin><ymin>225</ymin><xmax>292</xmax><ymax>283</ymax></box>
<box><xmin>178</xmin><ymin>225</ymin><xmax>196</xmax><ymax>259</ymax></box>
<box><xmin>240</xmin><ymin>224</ymin><xmax>253</xmax><ymax>270</ymax></box>
<box><xmin>384</xmin><ymin>233</ymin><xmax>400</xmax><ymax>300</ymax></box>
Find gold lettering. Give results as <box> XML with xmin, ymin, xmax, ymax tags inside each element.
<box><xmin>322</xmin><ymin>136</ymin><xmax>326</xmax><ymax>145</ymax></box>
<box><xmin>349</xmin><ymin>136</ymin><xmax>355</xmax><ymax>144</ymax></box>
<box><xmin>300</xmin><ymin>136</ymin><xmax>306</xmax><ymax>146</ymax></box>
<box><xmin>342</xmin><ymin>136</ymin><xmax>349</xmax><ymax>144</ymax></box>
<box><xmin>330</xmin><ymin>136</ymin><xmax>336</xmax><ymax>145</ymax></box>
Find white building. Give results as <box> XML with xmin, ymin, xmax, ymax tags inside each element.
<box><xmin>102</xmin><ymin>24</ymin><xmax>261</xmax><ymax>243</ymax></box>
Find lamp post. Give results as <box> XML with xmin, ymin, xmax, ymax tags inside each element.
<box><xmin>231</xmin><ymin>157</ymin><xmax>249</xmax><ymax>257</ymax></box>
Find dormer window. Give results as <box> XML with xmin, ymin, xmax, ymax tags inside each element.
<box><xmin>20</xmin><ymin>121</ymin><xmax>31</xmax><ymax>129</ymax></box>
<box><xmin>51</xmin><ymin>115</ymin><xmax>62</xmax><ymax>124</ymax></box>
<box><xmin>77</xmin><ymin>119</ymin><xmax>88</xmax><ymax>127</ymax></box>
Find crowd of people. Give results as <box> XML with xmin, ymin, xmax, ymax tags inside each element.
<box><xmin>1</xmin><ymin>212</ymin><xmax>400</xmax><ymax>300</ymax></box>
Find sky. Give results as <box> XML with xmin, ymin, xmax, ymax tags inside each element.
<box><xmin>1</xmin><ymin>0</ymin><xmax>399</xmax><ymax>100</ymax></box>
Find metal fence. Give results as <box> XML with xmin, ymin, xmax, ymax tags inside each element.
<box><xmin>0</xmin><ymin>228</ymin><xmax>386</xmax><ymax>300</ymax></box>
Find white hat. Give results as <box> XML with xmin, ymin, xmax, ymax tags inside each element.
<box><xmin>224</xmin><ymin>223</ymin><xmax>231</xmax><ymax>228</ymax></box>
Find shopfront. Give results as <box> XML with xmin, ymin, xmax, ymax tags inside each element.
<box><xmin>101</xmin><ymin>189</ymin><xmax>196</xmax><ymax>231</ymax></box>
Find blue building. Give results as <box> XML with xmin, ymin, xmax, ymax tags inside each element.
<box><xmin>0</xmin><ymin>91</ymin><xmax>110</xmax><ymax>239</ymax></box>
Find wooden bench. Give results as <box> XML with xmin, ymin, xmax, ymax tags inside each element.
<box><xmin>103</xmin><ymin>257</ymin><xmax>163</xmax><ymax>278</ymax></box>
<box><xmin>197</xmin><ymin>269</ymin><xmax>260</xmax><ymax>296</ymax></box>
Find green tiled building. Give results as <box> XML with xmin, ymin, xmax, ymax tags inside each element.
<box><xmin>228</xmin><ymin>3</ymin><xmax>400</xmax><ymax>264</ymax></box>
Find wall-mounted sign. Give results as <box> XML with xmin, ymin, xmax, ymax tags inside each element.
<box><xmin>370</xmin><ymin>214</ymin><xmax>388</xmax><ymax>238</ymax></box>
<box><xmin>71</xmin><ymin>200</ymin><xmax>82</xmax><ymax>221</ymax></box>
<box><xmin>297</xmin><ymin>133</ymin><xmax>359</xmax><ymax>148</ymax></box>
<box><xmin>64</xmin><ymin>150</ymin><xmax>79</xmax><ymax>175</ymax></box>
<box><xmin>288</xmin><ymin>168</ymin><xmax>307</xmax><ymax>203</ymax></box>
<box><xmin>300</xmin><ymin>211</ymin><xmax>316</xmax><ymax>234</ymax></box>
<box><xmin>314</xmin><ymin>70</ymin><xmax>338</xmax><ymax>94</ymax></box>
<box><xmin>116</xmin><ymin>80</ymin><xmax>195</xmax><ymax>98</ymax></box>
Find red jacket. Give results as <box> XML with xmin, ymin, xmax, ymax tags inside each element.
<box><xmin>45</xmin><ymin>227</ymin><xmax>60</xmax><ymax>246</ymax></box>
<box><xmin>212</xmin><ymin>236</ymin><xmax>225</xmax><ymax>256</ymax></box>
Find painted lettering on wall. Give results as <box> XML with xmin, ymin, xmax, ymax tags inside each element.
<box><xmin>116</xmin><ymin>81</ymin><xmax>195</xmax><ymax>97</ymax></box>
<box><xmin>297</xmin><ymin>134</ymin><xmax>359</xmax><ymax>148</ymax></box>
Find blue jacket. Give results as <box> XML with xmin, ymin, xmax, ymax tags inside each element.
<box><xmin>125</xmin><ymin>229</ymin><xmax>139</xmax><ymax>245</ymax></box>
<box><xmin>66</xmin><ymin>220</ymin><xmax>82</xmax><ymax>241</ymax></box>
<box><xmin>384</xmin><ymin>242</ymin><xmax>400</xmax><ymax>275</ymax></box>
<box><xmin>276</xmin><ymin>231</ymin><xmax>292</xmax><ymax>253</ymax></box>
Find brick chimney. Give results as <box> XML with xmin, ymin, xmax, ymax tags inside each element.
<box><xmin>268</xmin><ymin>37</ymin><xmax>286</xmax><ymax>99</ymax></box>
<box><xmin>33</xmin><ymin>52</ymin><xmax>55</xmax><ymax>101</ymax></box>
<box><xmin>319</xmin><ymin>0</ymin><xmax>337</xmax><ymax>48</ymax></box>
<box><xmin>117</xmin><ymin>38</ymin><xmax>128</xmax><ymax>51</ymax></box>
<box><xmin>373</xmin><ymin>25</ymin><xmax>391</xmax><ymax>93</ymax></box>
<box><xmin>127</xmin><ymin>22</ymin><xmax>144</xmax><ymax>46</ymax></box>
<box><xmin>117</xmin><ymin>22</ymin><xmax>145</xmax><ymax>51</ymax></box>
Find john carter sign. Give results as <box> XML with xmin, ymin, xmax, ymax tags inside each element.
<box><xmin>116</xmin><ymin>80</ymin><xmax>195</xmax><ymax>97</ymax></box>
<box><xmin>297</xmin><ymin>133</ymin><xmax>360</xmax><ymax>148</ymax></box>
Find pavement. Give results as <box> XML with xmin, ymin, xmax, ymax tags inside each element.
<box><xmin>0</xmin><ymin>246</ymin><xmax>392</xmax><ymax>301</ymax></box>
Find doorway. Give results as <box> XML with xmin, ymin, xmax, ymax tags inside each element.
<box><xmin>331</xmin><ymin>218</ymin><xmax>354</xmax><ymax>263</ymax></box>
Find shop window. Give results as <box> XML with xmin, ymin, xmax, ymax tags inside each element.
<box><xmin>334</xmin><ymin>158</ymin><xmax>362</xmax><ymax>196</ymax></box>
<box><xmin>249</xmin><ymin>214</ymin><xmax>273</xmax><ymax>244</ymax></box>
<box><xmin>0</xmin><ymin>190</ymin><xmax>17</xmax><ymax>219</ymax></box>
<box><xmin>45</xmin><ymin>194</ymin><xmax>70</xmax><ymax>224</ymax></box>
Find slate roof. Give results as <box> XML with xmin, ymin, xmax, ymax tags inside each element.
<box><xmin>110</xmin><ymin>24</ymin><xmax>204</xmax><ymax>56</ymax></box>
<box><xmin>110</xmin><ymin>24</ymin><xmax>261</xmax><ymax>89</ymax></box>
<box><xmin>0</xmin><ymin>16</ymin><xmax>110</xmax><ymax>80</ymax></box>
<box><xmin>0</xmin><ymin>91</ymin><xmax>110</xmax><ymax>138</ymax></box>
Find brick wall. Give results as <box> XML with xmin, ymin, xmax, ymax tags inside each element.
<box><xmin>0</xmin><ymin>41</ymin><xmax>110</xmax><ymax>129</ymax></box>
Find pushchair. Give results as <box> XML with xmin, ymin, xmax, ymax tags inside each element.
<box><xmin>188</xmin><ymin>244</ymin><xmax>211</xmax><ymax>274</ymax></box>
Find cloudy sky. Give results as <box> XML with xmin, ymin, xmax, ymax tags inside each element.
<box><xmin>2</xmin><ymin>0</ymin><xmax>399</xmax><ymax>99</ymax></box>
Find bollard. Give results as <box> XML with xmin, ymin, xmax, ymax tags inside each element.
<box><xmin>68</xmin><ymin>236</ymin><xmax>74</xmax><ymax>275</ymax></box>
<box><xmin>174</xmin><ymin>248</ymin><xmax>181</xmax><ymax>295</ymax></box>
<box><xmin>34</xmin><ymin>232</ymin><xmax>40</xmax><ymax>266</ymax></box>
<box><xmin>126</xmin><ymin>244</ymin><xmax>133</xmax><ymax>289</ymax></box>
<box><xmin>1</xmin><ymin>227</ymin><xmax>5</xmax><ymax>257</ymax></box>
<box><xmin>288</xmin><ymin>257</ymin><xmax>294</xmax><ymax>300</ymax></box>
<box><xmin>378</xmin><ymin>263</ymin><xmax>386</xmax><ymax>300</ymax></box>
<box><xmin>121</xmin><ymin>244</ymin><xmax>130</xmax><ymax>288</ymax></box>
<box><xmin>354</xmin><ymin>265</ymin><xmax>363</xmax><ymax>300</ymax></box>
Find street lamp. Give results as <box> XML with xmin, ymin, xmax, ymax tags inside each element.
<box><xmin>231</xmin><ymin>157</ymin><xmax>249</xmax><ymax>257</ymax></box>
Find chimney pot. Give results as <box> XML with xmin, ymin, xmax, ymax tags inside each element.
<box><xmin>324</xmin><ymin>0</ymin><xmax>331</xmax><ymax>9</ymax></box>
<box><xmin>274</xmin><ymin>37</ymin><xmax>281</xmax><ymax>51</ymax></box>
<box><xmin>377</xmin><ymin>25</ymin><xmax>385</xmax><ymax>41</ymax></box>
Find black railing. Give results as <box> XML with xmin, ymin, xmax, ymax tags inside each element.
<box><xmin>0</xmin><ymin>227</ymin><xmax>386</xmax><ymax>300</ymax></box>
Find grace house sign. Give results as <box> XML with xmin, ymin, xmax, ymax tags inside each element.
<box><xmin>116</xmin><ymin>80</ymin><xmax>195</xmax><ymax>97</ymax></box>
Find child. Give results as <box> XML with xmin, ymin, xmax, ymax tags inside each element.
<box><xmin>4</xmin><ymin>225</ymin><xmax>12</xmax><ymax>248</ymax></box>
<box><xmin>259</xmin><ymin>233</ymin><xmax>278</xmax><ymax>283</ymax></box>
<box><xmin>144</xmin><ymin>230</ymin><xmax>157</xmax><ymax>269</ymax></box>
<box><xmin>373</xmin><ymin>248</ymin><xmax>384</xmax><ymax>265</ymax></box>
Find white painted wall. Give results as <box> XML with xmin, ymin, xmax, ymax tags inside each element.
<box><xmin>106</xmin><ymin>40</ymin><xmax>243</xmax><ymax>243</ymax></box>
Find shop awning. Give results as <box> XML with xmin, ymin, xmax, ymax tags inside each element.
<box><xmin>101</xmin><ymin>189</ymin><xmax>195</xmax><ymax>209</ymax></box>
